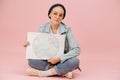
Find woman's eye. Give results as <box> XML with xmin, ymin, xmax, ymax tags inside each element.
<box><xmin>59</xmin><ymin>14</ymin><xmax>63</xmax><ymax>17</ymax></box>
<box><xmin>54</xmin><ymin>13</ymin><xmax>57</xmax><ymax>15</ymax></box>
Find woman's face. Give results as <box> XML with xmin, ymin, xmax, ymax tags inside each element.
<box><xmin>49</xmin><ymin>6</ymin><xmax>64</xmax><ymax>26</ymax></box>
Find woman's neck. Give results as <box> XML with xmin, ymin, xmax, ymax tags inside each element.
<box><xmin>50</xmin><ymin>24</ymin><xmax>59</xmax><ymax>34</ymax></box>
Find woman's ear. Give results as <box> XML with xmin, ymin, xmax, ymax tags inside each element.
<box><xmin>48</xmin><ymin>14</ymin><xmax>51</xmax><ymax>19</ymax></box>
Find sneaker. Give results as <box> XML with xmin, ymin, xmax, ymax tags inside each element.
<box><xmin>26</xmin><ymin>68</ymin><xmax>40</xmax><ymax>76</ymax></box>
<box><xmin>63</xmin><ymin>72</ymin><xmax>73</xmax><ymax>79</ymax></box>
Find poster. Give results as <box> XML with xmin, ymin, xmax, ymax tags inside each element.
<box><xmin>26</xmin><ymin>32</ymin><xmax>65</xmax><ymax>60</ymax></box>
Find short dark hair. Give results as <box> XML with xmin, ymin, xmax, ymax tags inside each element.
<box><xmin>48</xmin><ymin>3</ymin><xmax>66</xmax><ymax>19</ymax></box>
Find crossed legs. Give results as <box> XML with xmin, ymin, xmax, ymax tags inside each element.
<box><xmin>27</xmin><ymin>57</ymin><xmax>80</xmax><ymax>77</ymax></box>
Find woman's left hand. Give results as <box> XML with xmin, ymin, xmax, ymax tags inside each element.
<box><xmin>48</xmin><ymin>57</ymin><xmax>61</xmax><ymax>64</ymax></box>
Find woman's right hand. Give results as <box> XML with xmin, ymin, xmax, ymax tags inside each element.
<box><xmin>24</xmin><ymin>41</ymin><xmax>30</xmax><ymax>47</ymax></box>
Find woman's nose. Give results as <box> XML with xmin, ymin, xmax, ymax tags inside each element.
<box><xmin>56</xmin><ymin>15</ymin><xmax>59</xmax><ymax>19</ymax></box>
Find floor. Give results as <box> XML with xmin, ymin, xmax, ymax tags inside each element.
<box><xmin>0</xmin><ymin>0</ymin><xmax>120</xmax><ymax>80</ymax></box>
<box><xmin>0</xmin><ymin>43</ymin><xmax>120</xmax><ymax>80</ymax></box>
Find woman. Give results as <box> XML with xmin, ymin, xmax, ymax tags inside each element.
<box><xmin>24</xmin><ymin>3</ymin><xmax>81</xmax><ymax>79</ymax></box>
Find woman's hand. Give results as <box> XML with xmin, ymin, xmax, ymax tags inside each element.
<box><xmin>23</xmin><ymin>41</ymin><xmax>30</xmax><ymax>47</ymax></box>
<box><xmin>48</xmin><ymin>57</ymin><xmax>61</xmax><ymax>64</ymax></box>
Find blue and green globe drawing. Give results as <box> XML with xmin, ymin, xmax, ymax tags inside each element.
<box><xmin>32</xmin><ymin>34</ymin><xmax>59</xmax><ymax>59</ymax></box>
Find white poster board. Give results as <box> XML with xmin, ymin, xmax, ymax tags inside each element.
<box><xmin>26</xmin><ymin>32</ymin><xmax>65</xmax><ymax>60</ymax></box>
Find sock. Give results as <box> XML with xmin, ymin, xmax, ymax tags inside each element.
<box><xmin>38</xmin><ymin>68</ymin><xmax>57</xmax><ymax>77</ymax></box>
<box><xmin>39</xmin><ymin>69</ymin><xmax>52</xmax><ymax>76</ymax></box>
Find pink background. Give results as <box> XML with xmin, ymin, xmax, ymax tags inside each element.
<box><xmin>0</xmin><ymin>0</ymin><xmax>120</xmax><ymax>80</ymax></box>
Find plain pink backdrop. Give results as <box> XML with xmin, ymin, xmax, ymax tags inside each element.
<box><xmin>0</xmin><ymin>0</ymin><xmax>120</xmax><ymax>80</ymax></box>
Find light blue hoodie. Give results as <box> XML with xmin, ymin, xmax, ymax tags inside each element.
<box><xmin>38</xmin><ymin>22</ymin><xmax>80</xmax><ymax>63</ymax></box>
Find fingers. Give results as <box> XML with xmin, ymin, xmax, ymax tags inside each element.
<box><xmin>47</xmin><ymin>57</ymin><xmax>60</xmax><ymax>64</ymax></box>
<box><xmin>24</xmin><ymin>41</ymin><xmax>30</xmax><ymax>47</ymax></box>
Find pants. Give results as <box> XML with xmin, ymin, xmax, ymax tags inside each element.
<box><xmin>28</xmin><ymin>57</ymin><xmax>80</xmax><ymax>75</ymax></box>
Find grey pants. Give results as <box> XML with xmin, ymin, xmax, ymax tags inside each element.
<box><xmin>28</xmin><ymin>57</ymin><xmax>80</xmax><ymax>75</ymax></box>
